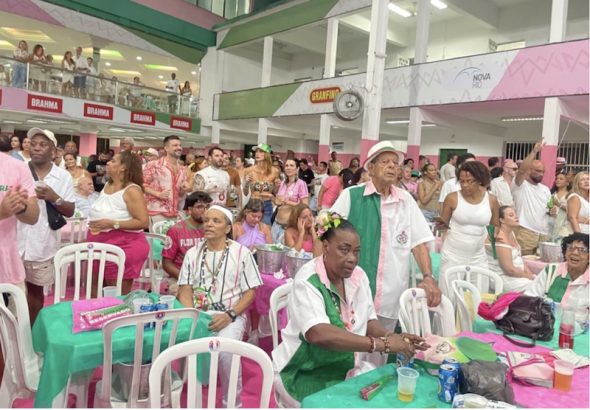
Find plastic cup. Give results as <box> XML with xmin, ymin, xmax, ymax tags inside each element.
<box><xmin>133</xmin><ymin>298</ymin><xmax>151</xmax><ymax>314</ymax></box>
<box><xmin>397</xmin><ymin>367</ymin><xmax>419</xmax><ymax>402</ymax></box>
<box><xmin>103</xmin><ymin>286</ymin><xmax>118</xmax><ymax>297</ymax></box>
<box><xmin>554</xmin><ymin>360</ymin><xmax>575</xmax><ymax>391</ymax></box>
<box><xmin>160</xmin><ymin>295</ymin><xmax>176</xmax><ymax>309</ymax></box>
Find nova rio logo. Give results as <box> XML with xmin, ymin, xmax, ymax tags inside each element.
<box><xmin>454</xmin><ymin>67</ymin><xmax>492</xmax><ymax>89</ymax></box>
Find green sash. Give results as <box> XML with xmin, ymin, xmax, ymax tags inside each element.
<box><xmin>547</xmin><ymin>272</ymin><xmax>571</xmax><ymax>303</ymax></box>
<box><xmin>279</xmin><ymin>274</ymin><xmax>355</xmax><ymax>402</ymax></box>
<box><xmin>348</xmin><ymin>186</ymin><xmax>382</xmax><ymax>297</ymax></box>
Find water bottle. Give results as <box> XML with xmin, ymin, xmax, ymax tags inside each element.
<box><xmin>559</xmin><ymin>308</ymin><xmax>576</xmax><ymax>349</ymax></box>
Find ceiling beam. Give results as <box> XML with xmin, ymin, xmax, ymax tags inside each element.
<box><xmin>444</xmin><ymin>0</ymin><xmax>500</xmax><ymax>29</ymax></box>
<box><xmin>421</xmin><ymin>108</ymin><xmax>507</xmax><ymax>137</ymax></box>
<box><xmin>339</xmin><ymin>14</ymin><xmax>408</xmax><ymax>47</ymax></box>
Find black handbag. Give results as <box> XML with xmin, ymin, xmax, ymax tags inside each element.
<box><xmin>494</xmin><ymin>295</ymin><xmax>555</xmax><ymax>347</ymax></box>
<box><xmin>28</xmin><ymin>163</ymin><xmax>67</xmax><ymax>231</ymax></box>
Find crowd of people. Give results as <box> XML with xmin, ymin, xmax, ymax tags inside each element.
<box><xmin>0</xmin><ymin>130</ymin><xmax>588</xmax><ymax>407</ymax></box>
<box><xmin>7</xmin><ymin>41</ymin><xmax>193</xmax><ymax>110</ymax></box>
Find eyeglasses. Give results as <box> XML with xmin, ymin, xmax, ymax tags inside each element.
<box><xmin>459</xmin><ymin>179</ymin><xmax>477</xmax><ymax>186</ymax></box>
<box><xmin>192</xmin><ymin>204</ymin><xmax>210</xmax><ymax>211</ymax></box>
<box><xmin>566</xmin><ymin>244</ymin><xmax>589</xmax><ymax>254</ymax></box>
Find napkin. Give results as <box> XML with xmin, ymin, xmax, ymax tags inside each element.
<box><xmin>551</xmin><ymin>349</ymin><xmax>589</xmax><ymax>368</ymax></box>
<box><xmin>273</xmin><ymin>269</ymin><xmax>286</xmax><ymax>280</ymax></box>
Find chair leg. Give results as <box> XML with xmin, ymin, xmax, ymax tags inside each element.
<box><xmin>68</xmin><ymin>374</ymin><xmax>91</xmax><ymax>408</ymax></box>
<box><xmin>0</xmin><ymin>377</ymin><xmax>15</xmax><ymax>409</ymax></box>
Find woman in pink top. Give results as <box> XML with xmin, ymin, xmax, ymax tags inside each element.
<box><xmin>277</xmin><ymin>157</ymin><xmax>309</xmax><ymax>206</ymax></box>
<box><xmin>285</xmin><ymin>204</ymin><xmax>321</xmax><ymax>256</ymax></box>
<box><xmin>316</xmin><ymin>169</ymin><xmax>351</xmax><ymax>213</ymax></box>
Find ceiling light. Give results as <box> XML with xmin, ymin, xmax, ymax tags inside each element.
<box><xmin>32</xmin><ymin>117</ymin><xmax>76</xmax><ymax>124</ymax></box>
<box><xmin>108</xmin><ymin>127</ymin><xmax>142</xmax><ymax>133</ymax></box>
<box><xmin>501</xmin><ymin>116</ymin><xmax>544</xmax><ymax>122</ymax></box>
<box><xmin>108</xmin><ymin>69</ymin><xmax>142</xmax><ymax>76</ymax></box>
<box><xmin>431</xmin><ymin>0</ymin><xmax>448</xmax><ymax>9</ymax></box>
<box><xmin>191</xmin><ymin>71</ymin><xmax>197</xmax><ymax>75</ymax></box>
<box><xmin>145</xmin><ymin>64</ymin><xmax>178</xmax><ymax>71</ymax></box>
<box><xmin>105</xmin><ymin>62</ymin><xmax>111</xmax><ymax>66</ymax></box>
<box><xmin>59</xmin><ymin>128</ymin><xmax>78</xmax><ymax>133</ymax></box>
<box><xmin>27</xmin><ymin>119</ymin><xmax>47</xmax><ymax>124</ymax></box>
<box><xmin>136</xmin><ymin>56</ymin><xmax>142</xmax><ymax>61</ymax></box>
<box><xmin>386</xmin><ymin>119</ymin><xmax>410</xmax><ymax>124</ymax></box>
<box><xmin>158</xmin><ymin>75</ymin><xmax>164</xmax><ymax>79</ymax></box>
<box><xmin>2</xmin><ymin>120</ymin><xmax>22</xmax><ymax>124</ymax></box>
<box><xmin>422</xmin><ymin>124</ymin><xmax>437</xmax><ymax>127</ymax></box>
<box><xmin>388</xmin><ymin>3</ymin><xmax>411</xmax><ymax>17</ymax></box>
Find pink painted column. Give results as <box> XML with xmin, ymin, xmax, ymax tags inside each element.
<box><xmin>406</xmin><ymin>145</ymin><xmax>420</xmax><ymax>163</ymax></box>
<box><xmin>319</xmin><ymin>144</ymin><xmax>330</xmax><ymax>164</ymax></box>
<box><xmin>79</xmin><ymin>133</ymin><xmax>98</xmax><ymax>157</ymax></box>
<box><xmin>360</xmin><ymin>139</ymin><xmax>378</xmax><ymax>164</ymax></box>
<box><xmin>541</xmin><ymin>97</ymin><xmax>561</xmax><ymax>188</ymax></box>
<box><xmin>541</xmin><ymin>145</ymin><xmax>558</xmax><ymax>188</ymax></box>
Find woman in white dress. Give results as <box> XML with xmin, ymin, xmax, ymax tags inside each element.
<box><xmin>549</xmin><ymin>172</ymin><xmax>571</xmax><ymax>240</ymax></box>
<box><xmin>30</xmin><ymin>44</ymin><xmax>47</xmax><ymax>92</ymax></box>
<box><xmin>61</xmin><ymin>51</ymin><xmax>75</xmax><ymax>97</ymax></box>
<box><xmin>0</xmin><ymin>65</ymin><xmax>9</xmax><ymax>87</ymax></box>
<box><xmin>567</xmin><ymin>171</ymin><xmax>590</xmax><ymax>234</ymax></box>
<box><xmin>437</xmin><ymin>161</ymin><xmax>500</xmax><ymax>296</ymax></box>
<box><xmin>485</xmin><ymin>206</ymin><xmax>535</xmax><ymax>293</ymax></box>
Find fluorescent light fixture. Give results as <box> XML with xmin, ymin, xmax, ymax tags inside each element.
<box><xmin>501</xmin><ymin>116</ymin><xmax>544</xmax><ymax>122</ymax></box>
<box><xmin>108</xmin><ymin>127</ymin><xmax>142</xmax><ymax>133</ymax></box>
<box><xmin>145</xmin><ymin>64</ymin><xmax>178</xmax><ymax>71</ymax></box>
<box><xmin>388</xmin><ymin>3</ymin><xmax>411</xmax><ymax>17</ymax></box>
<box><xmin>32</xmin><ymin>117</ymin><xmax>76</xmax><ymax>125</ymax></box>
<box><xmin>191</xmin><ymin>71</ymin><xmax>197</xmax><ymax>75</ymax></box>
<box><xmin>27</xmin><ymin>119</ymin><xmax>46</xmax><ymax>124</ymax></box>
<box><xmin>136</xmin><ymin>56</ymin><xmax>142</xmax><ymax>61</ymax></box>
<box><xmin>422</xmin><ymin>124</ymin><xmax>437</xmax><ymax>127</ymax></box>
<box><xmin>431</xmin><ymin>0</ymin><xmax>448</xmax><ymax>10</ymax></box>
<box><xmin>105</xmin><ymin>62</ymin><xmax>111</xmax><ymax>66</ymax></box>
<box><xmin>386</xmin><ymin>119</ymin><xmax>410</xmax><ymax>124</ymax></box>
<box><xmin>158</xmin><ymin>75</ymin><xmax>163</xmax><ymax>79</ymax></box>
<box><xmin>2</xmin><ymin>120</ymin><xmax>22</xmax><ymax>124</ymax></box>
<box><xmin>108</xmin><ymin>69</ymin><xmax>142</xmax><ymax>76</ymax></box>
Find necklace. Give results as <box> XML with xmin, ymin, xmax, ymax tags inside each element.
<box><xmin>201</xmin><ymin>240</ymin><xmax>230</xmax><ymax>296</ymax></box>
<box><xmin>329</xmin><ymin>288</ymin><xmax>355</xmax><ymax>331</ymax></box>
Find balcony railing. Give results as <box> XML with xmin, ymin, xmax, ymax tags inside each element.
<box><xmin>0</xmin><ymin>56</ymin><xmax>199</xmax><ymax>118</ymax></box>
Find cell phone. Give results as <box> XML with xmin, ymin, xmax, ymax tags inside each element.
<box><xmin>34</xmin><ymin>181</ymin><xmax>47</xmax><ymax>188</ymax></box>
<box><xmin>433</xmin><ymin>216</ymin><xmax>446</xmax><ymax>224</ymax></box>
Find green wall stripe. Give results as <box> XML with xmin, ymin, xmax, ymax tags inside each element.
<box><xmin>218</xmin><ymin>0</ymin><xmax>339</xmax><ymax>49</ymax></box>
<box><xmin>217</xmin><ymin>83</ymin><xmax>301</xmax><ymax>120</ymax></box>
<box><xmin>120</xmin><ymin>106</ymin><xmax>201</xmax><ymax>134</ymax></box>
<box><xmin>127</xmin><ymin>28</ymin><xmax>206</xmax><ymax>65</ymax></box>
<box><xmin>42</xmin><ymin>0</ymin><xmax>216</xmax><ymax>52</ymax></box>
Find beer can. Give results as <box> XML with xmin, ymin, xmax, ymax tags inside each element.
<box><xmin>140</xmin><ymin>303</ymin><xmax>155</xmax><ymax>330</ymax></box>
<box><xmin>442</xmin><ymin>357</ymin><xmax>461</xmax><ymax>373</ymax></box>
<box><xmin>438</xmin><ymin>364</ymin><xmax>458</xmax><ymax>403</ymax></box>
<box><xmin>542</xmin><ymin>298</ymin><xmax>555</xmax><ymax>315</ymax></box>
<box><xmin>155</xmin><ymin>301</ymin><xmax>168</xmax><ymax>328</ymax></box>
<box><xmin>396</xmin><ymin>353</ymin><xmax>414</xmax><ymax>368</ymax></box>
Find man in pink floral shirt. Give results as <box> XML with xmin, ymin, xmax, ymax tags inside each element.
<box><xmin>143</xmin><ymin>135</ymin><xmax>189</xmax><ymax>231</ymax></box>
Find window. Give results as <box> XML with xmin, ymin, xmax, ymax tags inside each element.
<box><xmin>504</xmin><ymin>141</ymin><xmax>589</xmax><ymax>171</ymax></box>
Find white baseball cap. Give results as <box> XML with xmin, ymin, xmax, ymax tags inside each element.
<box><xmin>362</xmin><ymin>141</ymin><xmax>405</xmax><ymax>168</ymax></box>
<box><xmin>27</xmin><ymin>128</ymin><xmax>57</xmax><ymax>147</ymax></box>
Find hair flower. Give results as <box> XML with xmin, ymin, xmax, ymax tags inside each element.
<box><xmin>315</xmin><ymin>211</ymin><xmax>343</xmax><ymax>240</ymax></box>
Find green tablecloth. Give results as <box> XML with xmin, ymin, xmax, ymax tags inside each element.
<box><xmin>414</xmin><ymin>252</ymin><xmax>441</xmax><ymax>280</ymax></box>
<box><xmin>473</xmin><ymin>317</ymin><xmax>589</xmax><ymax>358</ymax></box>
<box><xmin>301</xmin><ymin>364</ymin><xmax>446</xmax><ymax>408</ymax></box>
<box><xmin>32</xmin><ymin>294</ymin><xmax>213</xmax><ymax>408</ymax></box>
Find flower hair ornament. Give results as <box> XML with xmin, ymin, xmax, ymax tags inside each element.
<box><xmin>315</xmin><ymin>211</ymin><xmax>342</xmax><ymax>240</ymax></box>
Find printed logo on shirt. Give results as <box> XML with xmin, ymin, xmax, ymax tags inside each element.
<box><xmin>396</xmin><ymin>230</ymin><xmax>408</xmax><ymax>245</ymax></box>
<box><xmin>163</xmin><ymin>236</ymin><xmax>173</xmax><ymax>250</ymax></box>
<box><xmin>0</xmin><ymin>184</ymin><xmax>13</xmax><ymax>192</ymax></box>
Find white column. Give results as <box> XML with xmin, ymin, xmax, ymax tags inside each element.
<box><xmin>319</xmin><ymin>115</ymin><xmax>331</xmax><ymax>162</ymax></box>
<box><xmin>359</xmin><ymin>0</ymin><xmax>390</xmax><ymax>161</ymax></box>
<box><xmin>406</xmin><ymin>0</ymin><xmax>431</xmax><ymax>162</ymax></box>
<box><xmin>324</xmin><ymin>18</ymin><xmax>338</xmax><ymax>78</ymax></box>
<box><xmin>261</xmin><ymin>36</ymin><xmax>273</xmax><ymax>87</ymax></box>
<box><xmin>258</xmin><ymin>118</ymin><xmax>269</xmax><ymax>144</ymax></box>
<box><xmin>549</xmin><ymin>0</ymin><xmax>568</xmax><ymax>42</ymax></box>
<box><xmin>212</xmin><ymin>121</ymin><xmax>221</xmax><ymax>146</ymax></box>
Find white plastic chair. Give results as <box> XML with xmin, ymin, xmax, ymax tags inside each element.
<box><xmin>0</xmin><ymin>284</ymin><xmax>41</xmax><ymax>408</ymax></box>
<box><xmin>49</xmin><ymin>217</ymin><xmax>88</xmax><ymax>298</ymax></box>
<box><xmin>152</xmin><ymin>220</ymin><xmax>175</xmax><ymax>235</ymax></box>
<box><xmin>269</xmin><ymin>283</ymin><xmax>292</xmax><ymax>350</ymax></box>
<box><xmin>53</xmin><ymin>243</ymin><xmax>126</xmax><ymax>303</ymax></box>
<box><xmin>94</xmin><ymin>308</ymin><xmax>200</xmax><ymax>408</ymax></box>
<box><xmin>398</xmin><ymin>288</ymin><xmax>456</xmax><ymax>337</ymax></box>
<box><xmin>443</xmin><ymin>265</ymin><xmax>503</xmax><ymax>303</ymax></box>
<box><xmin>452</xmin><ymin>280</ymin><xmax>482</xmax><ymax>332</ymax></box>
<box><xmin>136</xmin><ymin>233</ymin><xmax>165</xmax><ymax>293</ymax></box>
<box><xmin>148</xmin><ymin>337</ymin><xmax>273</xmax><ymax>409</ymax></box>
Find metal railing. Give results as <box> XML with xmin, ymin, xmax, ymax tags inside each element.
<box><xmin>505</xmin><ymin>141</ymin><xmax>589</xmax><ymax>171</ymax></box>
<box><xmin>0</xmin><ymin>55</ymin><xmax>199</xmax><ymax>118</ymax></box>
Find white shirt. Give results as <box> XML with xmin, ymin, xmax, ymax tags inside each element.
<box><xmin>86</xmin><ymin>66</ymin><xmax>97</xmax><ymax>85</ymax></box>
<box><xmin>512</xmin><ymin>179</ymin><xmax>550</xmax><ymax>234</ymax></box>
<box><xmin>331</xmin><ymin>182</ymin><xmax>434</xmax><ymax>318</ymax></box>
<box><xmin>89</xmin><ymin>183</ymin><xmax>142</xmax><ymax>232</ymax></box>
<box><xmin>272</xmin><ymin>258</ymin><xmax>377</xmax><ymax>376</ymax></box>
<box><xmin>246</xmin><ymin>157</ymin><xmax>255</xmax><ymax>166</ymax></box>
<box><xmin>73</xmin><ymin>54</ymin><xmax>89</xmax><ymax>76</ymax></box>
<box><xmin>18</xmin><ymin>164</ymin><xmax>75</xmax><ymax>261</ymax></box>
<box><xmin>177</xmin><ymin>240</ymin><xmax>263</xmax><ymax>312</ymax></box>
<box><xmin>74</xmin><ymin>192</ymin><xmax>98</xmax><ymax>218</ymax></box>
<box><xmin>440</xmin><ymin>163</ymin><xmax>456</xmax><ymax>182</ymax></box>
<box><xmin>490</xmin><ymin>175</ymin><xmax>515</xmax><ymax>207</ymax></box>
<box><xmin>165</xmin><ymin>79</ymin><xmax>179</xmax><ymax>92</ymax></box>
<box><xmin>439</xmin><ymin>177</ymin><xmax>460</xmax><ymax>203</ymax></box>
<box><xmin>196</xmin><ymin>166</ymin><xmax>230</xmax><ymax>206</ymax></box>
<box><xmin>525</xmin><ymin>263</ymin><xmax>589</xmax><ymax>311</ymax></box>
<box><xmin>313</xmin><ymin>173</ymin><xmax>328</xmax><ymax>196</ymax></box>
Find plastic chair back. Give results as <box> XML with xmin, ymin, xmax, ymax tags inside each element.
<box><xmin>53</xmin><ymin>242</ymin><xmax>126</xmax><ymax>303</ymax></box>
<box><xmin>152</xmin><ymin>220</ymin><xmax>175</xmax><ymax>235</ymax></box>
<box><xmin>399</xmin><ymin>288</ymin><xmax>455</xmax><ymax>337</ymax></box>
<box><xmin>148</xmin><ymin>337</ymin><xmax>273</xmax><ymax>409</ymax></box>
<box><xmin>443</xmin><ymin>265</ymin><xmax>503</xmax><ymax>303</ymax></box>
<box><xmin>0</xmin><ymin>285</ymin><xmax>40</xmax><ymax>406</ymax></box>
<box><xmin>138</xmin><ymin>233</ymin><xmax>166</xmax><ymax>291</ymax></box>
<box><xmin>98</xmin><ymin>308</ymin><xmax>200</xmax><ymax>408</ymax></box>
<box><xmin>57</xmin><ymin>217</ymin><xmax>88</xmax><ymax>247</ymax></box>
<box><xmin>451</xmin><ymin>280</ymin><xmax>482</xmax><ymax>332</ymax></box>
<box><xmin>269</xmin><ymin>283</ymin><xmax>292</xmax><ymax>349</ymax></box>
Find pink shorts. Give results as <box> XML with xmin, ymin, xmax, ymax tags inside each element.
<box><xmin>87</xmin><ymin>230</ymin><xmax>149</xmax><ymax>280</ymax></box>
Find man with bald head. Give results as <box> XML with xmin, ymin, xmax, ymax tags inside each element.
<box><xmin>74</xmin><ymin>176</ymin><xmax>98</xmax><ymax>217</ymax></box>
<box><xmin>512</xmin><ymin>138</ymin><xmax>551</xmax><ymax>255</ymax></box>
<box><xmin>490</xmin><ymin>160</ymin><xmax>518</xmax><ymax>207</ymax></box>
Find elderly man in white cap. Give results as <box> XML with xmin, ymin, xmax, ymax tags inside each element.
<box><xmin>18</xmin><ymin>128</ymin><xmax>75</xmax><ymax>325</ymax></box>
<box><xmin>177</xmin><ymin>205</ymin><xmax>262</xmax><ymax>407</ymax></box>
<box><xmin>330</xmin><ymin>141</ymin><xmax>441</xmax><ymax>362</ymax></box>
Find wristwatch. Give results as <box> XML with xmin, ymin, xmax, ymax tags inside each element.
<box><xmin>423</xmin><ymin>273</ymin><xmax>435</xmax><ymax>281</ymax></box>
<box><xmin>226</xmin><ymin>309</ymin><xmax>237</xmax><ymax>322</ymax></box>
<box><xmin>55</xmin><ymin>197</ymin><xmax>64</xmax><ymax>206</ymax></box>
<box><xmin>113</xmin><ymin>221</ymin><xmax>120</xmax><ymax>229</ymax></box>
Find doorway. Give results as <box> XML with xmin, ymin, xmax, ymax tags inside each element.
<box><xmin>438</xmin><ymin>148</ymin><xmax>467</xmax><ymax>169</ymax></box>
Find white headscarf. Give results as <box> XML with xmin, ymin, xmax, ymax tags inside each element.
<box><xmin>207</xmin><ymin>205</ymin><xmax>233</xmax><ymax>225</ymax></box>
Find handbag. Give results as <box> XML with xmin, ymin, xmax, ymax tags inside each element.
<box><xmin>28</xmin><ymin>163</ymin><xmax>67</xmax><ymax>231</ymax></box>
<box><xmin>493</xmin><ymin>295</ymin><xmax>555</xmax><ymax>347</ymax></box>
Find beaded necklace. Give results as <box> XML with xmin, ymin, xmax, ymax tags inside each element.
<box><xmin>201</xmin><ymin>240</ymin><xmax>230</xmax><ymax>296</ymax></box>
<box><xmin>329</xmin><ymin>287</ymin><xmax>356</xmax><ymax>331</ymax></box>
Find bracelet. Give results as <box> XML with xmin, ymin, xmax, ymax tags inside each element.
<box><xmin>380</xmin><ymin>337</ymin><xmax>391</xmax><ymax>355</ymax></box>
<box><xmin>384</xmin><ymin>331</ymin><xmax>396</xmax><ymax>338</ymax></box>
<box><xmin>368</xmin><ymin>335</ymin><xmax>376</xmax><ymax>354</ymax></box>
<box><xmin>422</xmin><ymin>273</ymin><xmax>435</xmax><ymax>281</ymax></box>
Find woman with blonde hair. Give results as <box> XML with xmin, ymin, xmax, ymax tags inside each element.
<box><xmin>12</xmin><ymin>40</ymin><xmax>28</xmax><ymax>88</ymax></box>
<box><xmin>567</xmin><ymin>171</ymin><xmax>589</xmax><ymax>234</ymax></box>
<box><xmin>61</xmin><ymin>51</ymin><xmax>75</xmax><ymax>96</ymax></box>
<box><xmin>245</xmin><ymin>143</ymin><xmax>280</xmax><ymax>225</ymax></box>
<box><xmin>284</xmin><ymin>203</ymin><xmax>321</xmax><ymax>256</ymax></box>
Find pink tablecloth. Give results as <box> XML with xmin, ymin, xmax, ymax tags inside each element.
<box><xmin>523</xmin><ymin>257</ymin><xmax>549</xmax><ymax>275</ymax></box>
<box><xmin>457</xmin><ymin>331</ymin><xmax>589</xmax><ymax>409</ymax></box>
<box><xmin>251</xmin><ymin>273</ymin><xmax>289</xmax><ymax>329</ymax></box>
